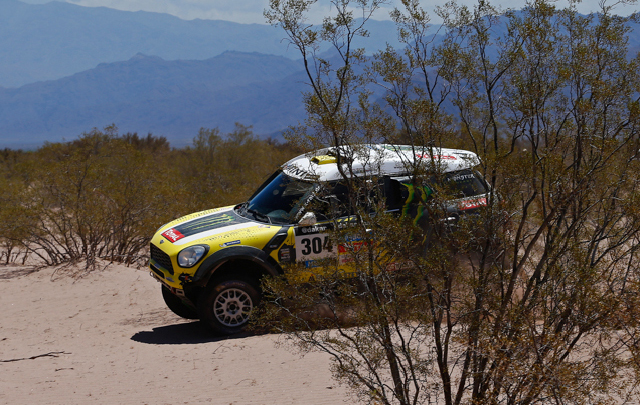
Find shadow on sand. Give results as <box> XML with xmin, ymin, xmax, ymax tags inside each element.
<box><xmin>131</xmin><ymin>321</ymin><xmax>255</xmax><ymax>345</ymax></box>
<box><xmin>0</xmin><ymin>266</ymin><xmax>41</xmax><ymax>280</ymax></box>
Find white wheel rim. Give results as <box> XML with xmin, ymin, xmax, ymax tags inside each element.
<box><xmin>213</xmin><ymin>288</ymin><xmax>253</xmax><ymax>327</ymax></box>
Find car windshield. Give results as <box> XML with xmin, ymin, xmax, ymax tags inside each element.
<box><xmin>243</xmin><ymin>171</ymin><xmax>316</xmax><ymax>224</ymax></box>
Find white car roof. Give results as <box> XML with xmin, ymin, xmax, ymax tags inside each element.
<box><xmin>282</xmin><ymin>144</ymin><xmax>480</xmax><ymax>182</ymax></box>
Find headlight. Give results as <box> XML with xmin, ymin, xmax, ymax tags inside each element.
<box><xmin>177</xmin><ymin>245</ymin><xmax>208</xmax><ymax>268</ymax></box>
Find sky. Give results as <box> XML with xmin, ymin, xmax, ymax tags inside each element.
<box><xmin>21</xmin><ymin>0</ymin><xmax>638</xmax><ymax>24</ymax></box>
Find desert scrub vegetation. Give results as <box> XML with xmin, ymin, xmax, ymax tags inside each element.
<box><xmin>0</xmin><ymin>124</ymin><xmax>301</xmax><ymax>270</ymax></box>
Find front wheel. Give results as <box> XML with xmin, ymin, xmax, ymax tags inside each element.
<box><xmin>197</xmin><ymin>278</ymin><xmax>260</xmax><ymax>335</ymax></box>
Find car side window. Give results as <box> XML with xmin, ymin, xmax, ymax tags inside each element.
<box><xmin>312</xmin><ymin>180</ymin><xmax>383</xmax><ymax>220</ymax></box>
<box><xmin>307</xmin><ymin>182</ymin><xmax>350</xmax><ymax>221</ymax></box>
<box><xmin>382</xmin><ymin>177</ymin><xmax>403</xmax><ymax>212</ymax></box>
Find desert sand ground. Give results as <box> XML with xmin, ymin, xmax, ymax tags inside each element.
<box><xmin>0</xmin><ymin>264</ymin><xmax>354</xmax><ymax>404</ymax></box>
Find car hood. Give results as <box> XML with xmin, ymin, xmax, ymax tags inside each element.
<box><xmin>157</xmin><ymin>205</ymin><xmax>261</xmax><ymax>247</ymax></box>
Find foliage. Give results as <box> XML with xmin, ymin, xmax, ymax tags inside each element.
<box><xmin>0</xmin><ymin>125</ymin><xmax>300</xmax><ymax>272</ymax></box>
<box><xmin>177</xmin><ymin>124</ymin><xmax>303</xmax><ymax>211</ymax></box>
<box><xmin>259</xmin><ymin>0</ymin><xmax>640</xmax><ymax>404</ymax></box>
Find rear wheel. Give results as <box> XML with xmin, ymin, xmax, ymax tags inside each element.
<box><xmin>162</xmin><ymin>286</ymin><xmax>199</xmax><ymax>319</ymax></box>
<box><xmin>197</xmin><ymin>278</ymin><xmax>260</xmax><ymax>335</ymax></box>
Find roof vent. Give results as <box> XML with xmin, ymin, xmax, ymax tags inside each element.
<box><xmin>311</xmin><ymin>155</ymin><xmax>337</xmax><ymax>165</ymax></box>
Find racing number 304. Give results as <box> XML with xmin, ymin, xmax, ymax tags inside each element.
<box><xmin>299</xmin><ymin>236</ymin><xmax>332</xmax><ymax>255</ymax></box>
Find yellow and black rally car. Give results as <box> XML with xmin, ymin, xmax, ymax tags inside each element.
<box><xmin>149</xmin><ymin>144</ymin><xmax>489</xmax><ymax>334</ymax></box>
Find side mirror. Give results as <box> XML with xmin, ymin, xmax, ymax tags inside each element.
<box><xmin>298</xmin><ymin>211</ymin><xmax>317</xmax><ymax>226</ymax></box>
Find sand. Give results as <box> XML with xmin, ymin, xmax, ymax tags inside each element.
<box><xmin>0</xmin><ymin>264</ymin><xmax>353</xmax><ymax>404</ymax></box>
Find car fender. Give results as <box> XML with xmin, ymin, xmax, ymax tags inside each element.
<box><xmin>191</xmin><ymin>245</ymin><xmax>282</xmax><ymax>286</ymax></box>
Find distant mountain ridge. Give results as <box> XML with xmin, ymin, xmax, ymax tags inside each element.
<box><xmin>0</xmin><ymin>51</ymin><xmax>308</xmax><ymax>147</ymax></box>
<box><xmin>2</xmin><ymin>0</ymin><xmax>639</xmax><ymax>149</ymax></box>
<box><xmin>0</xmin><ymin>0</ymin><xmax>294</xmax><ymax>87</ymax></box>
<box><xmin>0</xmin><ymin>0</ymin><xmax>403</xmax><ymax>147</ymax></box>
<box><xmin>0</xmin><ymin>0</ymin><xmax>402</xmax><ymax>88</ymax></box>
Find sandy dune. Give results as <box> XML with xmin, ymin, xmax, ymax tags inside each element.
<box><xmin>0</xmin><ymin>264</ymin><xmax>353</xmax><ymax>404</ymax></box>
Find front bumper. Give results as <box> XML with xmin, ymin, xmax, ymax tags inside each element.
<box><xmin>149</xmin><ymin>268</ymin><xmax>186</xmax><ymax>298</ymax></box>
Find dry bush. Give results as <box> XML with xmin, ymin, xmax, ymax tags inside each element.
<box><xmin>0</xmin><ymin>124</ymin><xmax>301</xmax><ymax>272</ymax></box>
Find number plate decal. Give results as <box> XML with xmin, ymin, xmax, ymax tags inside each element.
<box><xmin>294</xmin><ymin>224</ymin><xmax>334</xmax><ymax>265</ymax></box>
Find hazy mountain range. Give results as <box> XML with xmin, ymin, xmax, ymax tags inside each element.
<box><xmin>1</xmin><ymin>0</ymin><xmax>638</xmax><ymax>148</ymax></box>
<box><xmin>0</xmin><ymin>0</ymin><xmax>403</xmax><ymax>88</ymax></box>
<box><xmin>0</xmin><ymin>0</ymin><xmax>407</xmax><ymax>147</ymax></box>
<box><xmin>0</xmin><ymin>51</ymin><xmax>312</xmax><ymax>147</ymax></box>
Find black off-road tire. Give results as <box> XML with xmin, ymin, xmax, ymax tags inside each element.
<box><xmin>197</xmin><ymin>278</ymin><xmax>260</xmax><ymax>335</ymax></box>
<box><xmin>162</xmin><ymin>286</ymin><xmax>199</xmax><ymax>319</ymax></box>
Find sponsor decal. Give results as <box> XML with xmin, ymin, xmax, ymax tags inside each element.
<box><xmin>165</xmin><ymin>207</ymin><xmax>232</xmax><ymax>228</ymax></box>
<box><xmin>205</xmin><ymin>227</ymin><xmax>260</xmax><ymax>242</ymax></box>
<box><xmin>338</xmin><ymin>240</ymin><xmax>367</xmax><ymax>253</ymax></box>
<box><xmin>451</xmin><ymin>173</ymin><xmax>475</xmax><ymax>182</ymax></box>
<box><xmin>339</xmin><ymin>255</ymin><xmax>355</xmax><ymax>264</ymax></box>
<box><xmin>283</xmin><ymin>164</ymin><xmax>311</xmax><ymax>179</ymax></box>
<box><xmin>297</xmin><ymin>224</ymin><xmax>330</xmax><ymax>235</ymax></box>
<box><xmin>303</xmin><ymin>260</ymin><xmax>322</xmax><ymax>268</ymax></box>
<box><xmin>162</xmin><ymin>228</ymin><xmax>185</xmax><ymax>243</ymax></box>
<box><xmin>172</xmin><ymin>212</ymin><xmax>247</xmax><ymax>240</ymax></box>
<box><xmin>383</xmin><ymin>145</ymin><xmax>414</xmax><ymax>152</ymax></box>
<box><xmin>219</xmin><ymin>240</ymin><xmax>241</xmax><ymax>248</ymax></box>
<box><xmin>386</xmin><ymin>261</ymin><xmax>414</xmax><ymax>272</ymax></box>
<box><xmin>416</xmin><ymin>153</ymin><xmax>457</xmax><ymax>160</ymax></box>
<box><xmin>294</xmin><ymin>218</ymin><xmax>352</xmax><ymax>237</ymax></box>
<box><xmin>458</xmin><ymin>197</ymin><xmax>487</xmax><ymax>210</ymax></box>
<box><xmin>279</xmin><ymin>247</ymin><xmax>291</xmax><ymax>262</ymax></box>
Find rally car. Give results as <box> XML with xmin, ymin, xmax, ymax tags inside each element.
<box><xmin>148</xmin><ymin>144</ymin><xmax>489</xmax><ymax>334</ymax></box>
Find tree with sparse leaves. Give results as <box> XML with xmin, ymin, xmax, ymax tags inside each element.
<box><xmin>258</xmin><ymin>0</ymin><xmax>640</xmax><ymax>404</ymax></box>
